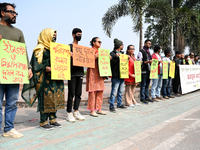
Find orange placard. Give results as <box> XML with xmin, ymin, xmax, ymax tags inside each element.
<box><xmin>73</xmin><ymin>44</ymin><xmax>95</xmax><ymax>68</ymax></box>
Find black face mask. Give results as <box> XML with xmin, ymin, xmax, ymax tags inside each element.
<box><xmin>75</xmin><ymin>35</ymin><xmax>81</xmax><ymax>41</ymax></box>
<box><xmin>52</xmin><ymin>36</ymin><xmax>56</xmax><ymax>42</ymax></box>
<box><xmin>4</xmin><ymin>14</ymin><xmax>16</xmax><ymax>24</ymax></box>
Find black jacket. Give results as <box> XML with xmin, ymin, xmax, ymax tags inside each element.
<box><xmin>69</xmin><ymin>44</ymin><xmax>84</xmax><ymax>77</ymax></box>
<box><xmin>139</xmin><ymin>49</ymin><xmax>150</xmax><ymax>74</ymax></box>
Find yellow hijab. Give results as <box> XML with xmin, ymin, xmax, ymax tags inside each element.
<box><xmin>33</xmin><ymin>28</ymin><xmax>56</xmax><ymax>64</ymax></box>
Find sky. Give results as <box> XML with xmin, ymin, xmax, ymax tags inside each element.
<box><xmin>4</xmin><ymin>0</ymin><xmax>188</xmax><ymax>59</ymax></box>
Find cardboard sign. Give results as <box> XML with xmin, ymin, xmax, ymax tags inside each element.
<box><xmin>120</xmin><ymin>54</ymin><xmax>129</xmax><ymax>78</ymax></box>
<box><xmin>73</xmin><ymin>44</ymin><xmax>95</xmax><ymax>68</ymax></box>
<box><xmin>50</xmin><ymin>42</ymin><xmax>71</xmax><ymax>80</ymax></box>
<box><xmin>150</xmin><ymin>59</ymin><xmax>158</xmax><ymax>79</ymax></box>
<box><xmin>98</xmin><ymin>49</ymin><xmax>112</xmax><ymax>76</ymax></box>
<box><xmin>0</xmin><ymin>39</ymin><xmax>29</xmax><ymax>84</ymax></box>
<box><xmin>163</xmin><ymin>61</ymin><xmax>168</xmax><ymax>79</ymax></box>
<box><xmin>169</xmin><ymin>61</ymin><xmax>175</xmax><ymax>78</ymax></box>
<box><xmin>134</xmin><ymin>61</ymin><xmax>141</xmax><ymax>83</ymax></box>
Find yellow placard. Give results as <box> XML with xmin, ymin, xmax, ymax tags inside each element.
<box><xmin>120</xmin><ymin>54</ymin><xmax>129</xmax><ymax>78</ymax></box>
<box><xmin>188</xmin><ymin>60</ymin><xmax>193</xmax><ymax>65</ymax></box>
<box><xmin>50</xmin><ymin>42</ymin><xmax>71</xmax><ymax>80</ymax></box>
<box><xmin>169</xmin><ymin>61</ymin><xmax>175</xmax><ymax>78</ymax></box>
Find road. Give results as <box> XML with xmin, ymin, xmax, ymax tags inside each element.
<box><xmin>1</xmin><ymin>90</ymin><xmax>200</xmax><ymax>150</ymax></box>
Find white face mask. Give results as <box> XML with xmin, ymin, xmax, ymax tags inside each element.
<box><xmin>188</xmin><ymin>58</ymin><xmax>190</xmax><ymax>60</ymax></box>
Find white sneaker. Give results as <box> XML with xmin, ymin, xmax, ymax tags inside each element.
<box><xmin>66</xmin><ymin>112</ymin><xmax>76</xmax><ymax>123</ymax></box>
<box><xmin>3</xmin><ymin>128</ymin><xmax>23</xmax><ymax>138</ymax></box>
<box><xmin>73</xmin><ymin>111</ymin><xmax>85</xmax><ymax>121</ymax></box>
<box><xmin>134</xmin><ymin>103</ymin><xmax>140</xmax><ymax>106</ymax></box>
<box><xmin>129</xmin><ymin>104</ymin><xmax>135</xmax><ymax>107</ymax></box>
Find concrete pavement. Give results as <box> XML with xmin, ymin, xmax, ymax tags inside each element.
<box><xmin>1</xmin><ymin>90</ymin><xmax>200</xmax><ymax>149</ymax></box>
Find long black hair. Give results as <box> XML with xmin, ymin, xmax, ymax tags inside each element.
<box><xmin>126</xmin><ymin>44</ymin><xmax>134</xmax><ymax>55</ymax></box>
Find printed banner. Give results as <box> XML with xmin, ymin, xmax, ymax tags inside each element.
<box><xmin>0</xmin><ymin>39</ymin><xmax>29</xmax><ymax>84</ymax></box>
<box><xmin>98</xmin><ymin>49</ymin><xmax>112</xmax><ymax>76</ymax></box>
<box><xmin>180</xmin><ymin>65</ymin><xmax>200</xmax><ymax>94</ymax></box>
<box><xmin>73</xmin><ymin>44</ymin><xmax>95</xmax><ymax>68</ymax></box>
<box><xmin>50</xmin><ymin>42</ymin><xmax>71</xmax><ymax>80</ymax></box>
<box><xmin>134</xmin><ymin>61</ymin><xmax>141</xmax><ymax>83</ymax></box>
<box><xmin>120</xmin><ymin>54</ymin><xmax>129</xmax><ymax>78</ymax></box>
<box><xmin>163</xmin><ymin>61</ymin><xmax>168</xmax><ymax>79</ymax></box>
<box><xmin>150</xmin><ymin>59</ymin><xmax>158</xmax><ymax>79</ymax></box>
<box><xmin>169</xmin><ymin>61</ymin><xmax>175</xmax><ymax>78</ymax></box>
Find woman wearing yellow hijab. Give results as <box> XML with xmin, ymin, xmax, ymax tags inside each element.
<box><xmin>22</xmin><ymin>28</ymin><xmax>65</xmax><ymax>130</ymax></box>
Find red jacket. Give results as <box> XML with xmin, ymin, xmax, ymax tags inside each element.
<box><xmin>125</xmin><ymin>56</ymin><xmax>136</xmax><ymax>83</ymax></box>
<box><xmin>152</xmin><ymin>53</ymin><xmax>162</xmax><ymax>74</ymax></box>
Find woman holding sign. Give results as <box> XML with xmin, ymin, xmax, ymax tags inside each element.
<box><xmin>124</xmin><ymin>45</ymin><xmax>140</xmax><ymax>107</ymax></box>
<box><xmin>22</xmin><ymin>29</ymin><xmax>65</xmax><ymax>130</ymax></box>
<box><xmin>86</xmin><ymin>37</ymin><xmax>106</xmax><ymax>117</ymax></box>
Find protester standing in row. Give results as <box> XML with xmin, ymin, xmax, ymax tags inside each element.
<box><xmin>66</xmin><ymin>28</ymin><xmax>85</xmax><ymax>122</ymax></box>
<box><xmin>173</xmin><ymin>51</ymin><xmax>181</xmax><ymax>96</ymax></box>
<box><xmin>189</xmin><ymin>52</ymin><xmax>195</xmax><ymax>64</ymax></box>
<box><xmin>86</xmin><ymin>37</ymin><xmax>106</xmax><ymax>117</ymax></box>
<box><xmin>109</xmin><ymin>38</ymin><xmax>127</xmax><ymax>113</ymax></box>
<box><xmin>125</xmin><ymin>45</ymin><xmax>140</xmax><ymax>107</ymax></box>
<box><xmin>162</xmin><ymin>49</ymin><xmax>175</xmax><ymax>99</ymax></box>
<box><xmin>0</xmin><ymin>2</ymin><xmax>33</xmax><ymax>138</ymax></box>
<box><xmin>151</xmin><ymin>45</ymin><xmax>163</xmax><ymax>101</ymax></box>
<box><xmin>137</xmin><ymin>40</ymin><xmax>153</xmax><ymax>104</ymax></box>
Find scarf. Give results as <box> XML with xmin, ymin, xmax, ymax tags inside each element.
<box><xmin>33</xmin><ymin>28</ymin><xmax>55</xmax><ymax>64</ymax></box>
<box><xmin>143</xmin><ymin>46</ymin><xmax>152</xmax><ymax>60</ymax></box>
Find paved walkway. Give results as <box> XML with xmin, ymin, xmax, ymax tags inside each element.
<box><xmin>1</xmin><ymin>90</ymin><xmax>200</xmax><ymax>150</ymax></box>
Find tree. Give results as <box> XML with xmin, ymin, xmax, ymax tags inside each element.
<box><xmin>102</xmin><ymin>0</ymin><xmax>148</xmax><ymax>50</ymax></box>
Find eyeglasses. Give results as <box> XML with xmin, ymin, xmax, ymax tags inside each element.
<box><xmin>129</xmin><ymin>48</ymin><xmax>135</xmax><ymax>50</ymax></box>
<box><xmin>4</xmin><ymin>10</ymin><xmax>18</xmax><ymax>16</ymax></box>
<box><xmin>96</xmin><ymin>41</ymin><xmax>102</xmax><ymax>44</ymax></box>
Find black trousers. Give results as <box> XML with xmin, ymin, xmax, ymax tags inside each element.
<box><xmin>67</xmin><ymin>76</ymin><xmax>83</xmax><ymax>112</ymax></box>
<box><xmin>173</xmin><ymin>73</ymin><xmax>180</xmax><ymax>94</ymax></box>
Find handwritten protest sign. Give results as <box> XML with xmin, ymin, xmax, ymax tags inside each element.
<box><xmin>134</xmin><ymin>61</ymin><xmax>141</xmax><ymax>83</ymax></box>
<box><xmin>98</xmin><ymin>49</ymin><xmax>112</xmax><ymax>76</ymax></box>
<box><xmin>150</xmin><ymin>59</ymin><xmax>158</xmax><ymax>79</ymax></box>
<box><xmin>120</xmin><ymin>54</ymin><xmax>129</xmax><ymax>78</ymax></box>
<box><xmin>0</xmin><ymin>39</ymin><xmax>29</xmax><ymax>84</ymax></box>
<box><xmin>183</xmin><ymin>59</ymin><xmax>185</xmax><ymax>64</ymax></box>
<box><xmin>50</xmin><ymin>42</ymin><xmax>71</xmax><ymax>80</ymax></box>
<box><xmin>169</xmin><ymin>61</ymin><xmax>175</xmax><ymax>78</ymax></box>
<box><xmin>163</xmin><ymin>61</ymin><xmax>168</xmax><ymax>79</ymax></box>
<box><xmin>188</xmin><ymin>60</ymin><xmax>193</xmax><ymax>65</ymax></box>
<box><xmin>73</xmin><ymin>44</ymin><xmax>95</xmax><ymax>68</ymax></box>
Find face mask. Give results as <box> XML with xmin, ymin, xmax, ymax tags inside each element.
<box><xmin>75</xmin><ymin>35</ymin><xmax>81</xmax><ymax>41</ymax></box>
<box><xmin>52</xmin><ymin>36</ymin><xmax>56</xmax><ymax>42</ymax></box>
<box><xmin>4</xmin><ymin>14</ymin><xmax>16</xmax><ymax>24</ymax></box>
<box><xmin>187</xmin><ymin>58</ymin><xmax>190</xmax><ymax>60</ymax></box>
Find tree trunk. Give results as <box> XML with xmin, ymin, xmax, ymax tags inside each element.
<box><xmin>139</xmin><ymin>24</ymin><xmax>143</xmax><ymax>50</ymax></box>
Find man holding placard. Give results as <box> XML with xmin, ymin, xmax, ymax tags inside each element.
<box><xmin>66</xmin><ymin>28</ymin><xmax>85</xmax><ymax>122</ymax></box>
<box><xmin>109</xmin><ymin>38</ymin><xmax>127</xmax><ymax>113</ymax></box>
<box><xmin>0</xmin><ymin>3</ymin><xmax>32</xmax><ymax>139</ymax></box>
<box><xmin>137</xmin><ymin>39</ymin><xmax>153</xmax><ymax>104</ymax></box>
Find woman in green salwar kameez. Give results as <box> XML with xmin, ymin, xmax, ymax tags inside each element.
<box><xmin>22</xmin><ymin>28</ymin><xmax>65</xmax><ymax>130</ymax></box>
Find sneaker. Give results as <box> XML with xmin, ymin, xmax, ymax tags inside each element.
<box><xmin>90</xmin><ymin>112</ymin><xmax>98</xmax><ymax>117</ymax></box>
<box><xmin>152</xmin><ymin>98</ymin><xmax>159</xmax><ymax>102</ymax></box>
<box><xmin>129</xmin><ymin>104</ymin><xmax>135</xmax><ymax>107</ymax></box>
<box><xmin>73</xmin><ymin>111</ymin><xmax>85</xmax><ymax>121</ymax></box>
<box><xmin>156</xmin><ymin>96</ymin><xmax>164</xmax><ymax>100</ymax></box>
<box><xmin>50</xmin><ymin>122</ymin><xmax>62</xmax><ymax>128</ymax></box>
<box><xmin>175</xmin><ymin>93</ymin><xmax>181</xmax><ymax>97</ymax></box>
<box><xmin>168</xmin><ymin>95</ymin><xmax>175</xmax><ymax>98</ymax></box>
<box><xmin>163</xmin><ymin>96</ymin><xmax>169</xmax><ymax>99</ymax></box>
<box><xmin>66</xmin><ymin>112</ymin><xmax>76</xmax><ymax>122</ymax></box>
<box><xmin>146</xmin><ymin>99</ymin><xmax>154</xmax><ymax>103</ymax></box>
<box><xmin>140</xmin><ymin>99</ymin><xmax>149</xmax><ymax>104</ymax></box>
<box><xmin>97</xmin><ymin>111</ymin><xmax>107</xmax><ymax>115</ymax></box>
<box><xmin>117</xmin><ymin>104</ymin><xmax>127</xmax><ymax>109</ymax></box>
<box><xmin>3</xmin><ymin>128</ymin><xmax>23</xmax><ymax>138</ymax></box>
<box><xmin>110</xmin><ymin>107</ymin><xmax>116</xmax><ymax>113</ymax></box>
<box><xmin>40</xmin><ymin>124</ymin><xmax>54</xmax><ymax>131</ymax></box>
<box><xmin>134</xmin><ymin>103</ymin><xmax>140</xmax><ymax>106</ymax></box>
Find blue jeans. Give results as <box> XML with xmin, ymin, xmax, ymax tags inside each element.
<box><xmin>140</xmin><ymin>74</ymin><xmax>151</xmax><ymax>100</ymax></box>
<box><xmin>109</xmin><ymin>78</ymin><xmax>124</xmax><ymax>108</ymax></box>
<box><xmin>162</xmin><ymin>77</ymin><xmax>172</xmax><ymax>97</ymax></box>
<box><xmin>0</xmin><ymin>84</ymin><xmax>19</xmax><ymax>133</ymax></box>
<box><xmin>151</xmin><ymin>74</ymin><xmax>163</xmax><ymax>98</ymax></box>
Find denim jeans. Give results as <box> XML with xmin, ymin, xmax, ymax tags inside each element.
<box><xmin>151</xmin><ymin>74</ymin><xmax>163</xmax><ymax>98</ymax></box>
<box><xmin>109</xmin><ymin>78</ymin><xmax>124</xmax><ymax>108</ymax></box>
<box><xmin>162</xmin><ymin>77</ymin><xmax>172</xmax><ymax>97</ymax></box>
<box><xmin>140</xmin><ymin>74</ymin><xmax>151</xmax><ymax>100</ymax></box>
<box><xmin>0</xmin><ymin>84</ymin><xmax>19</xmax><ymax>133</ymax></box>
